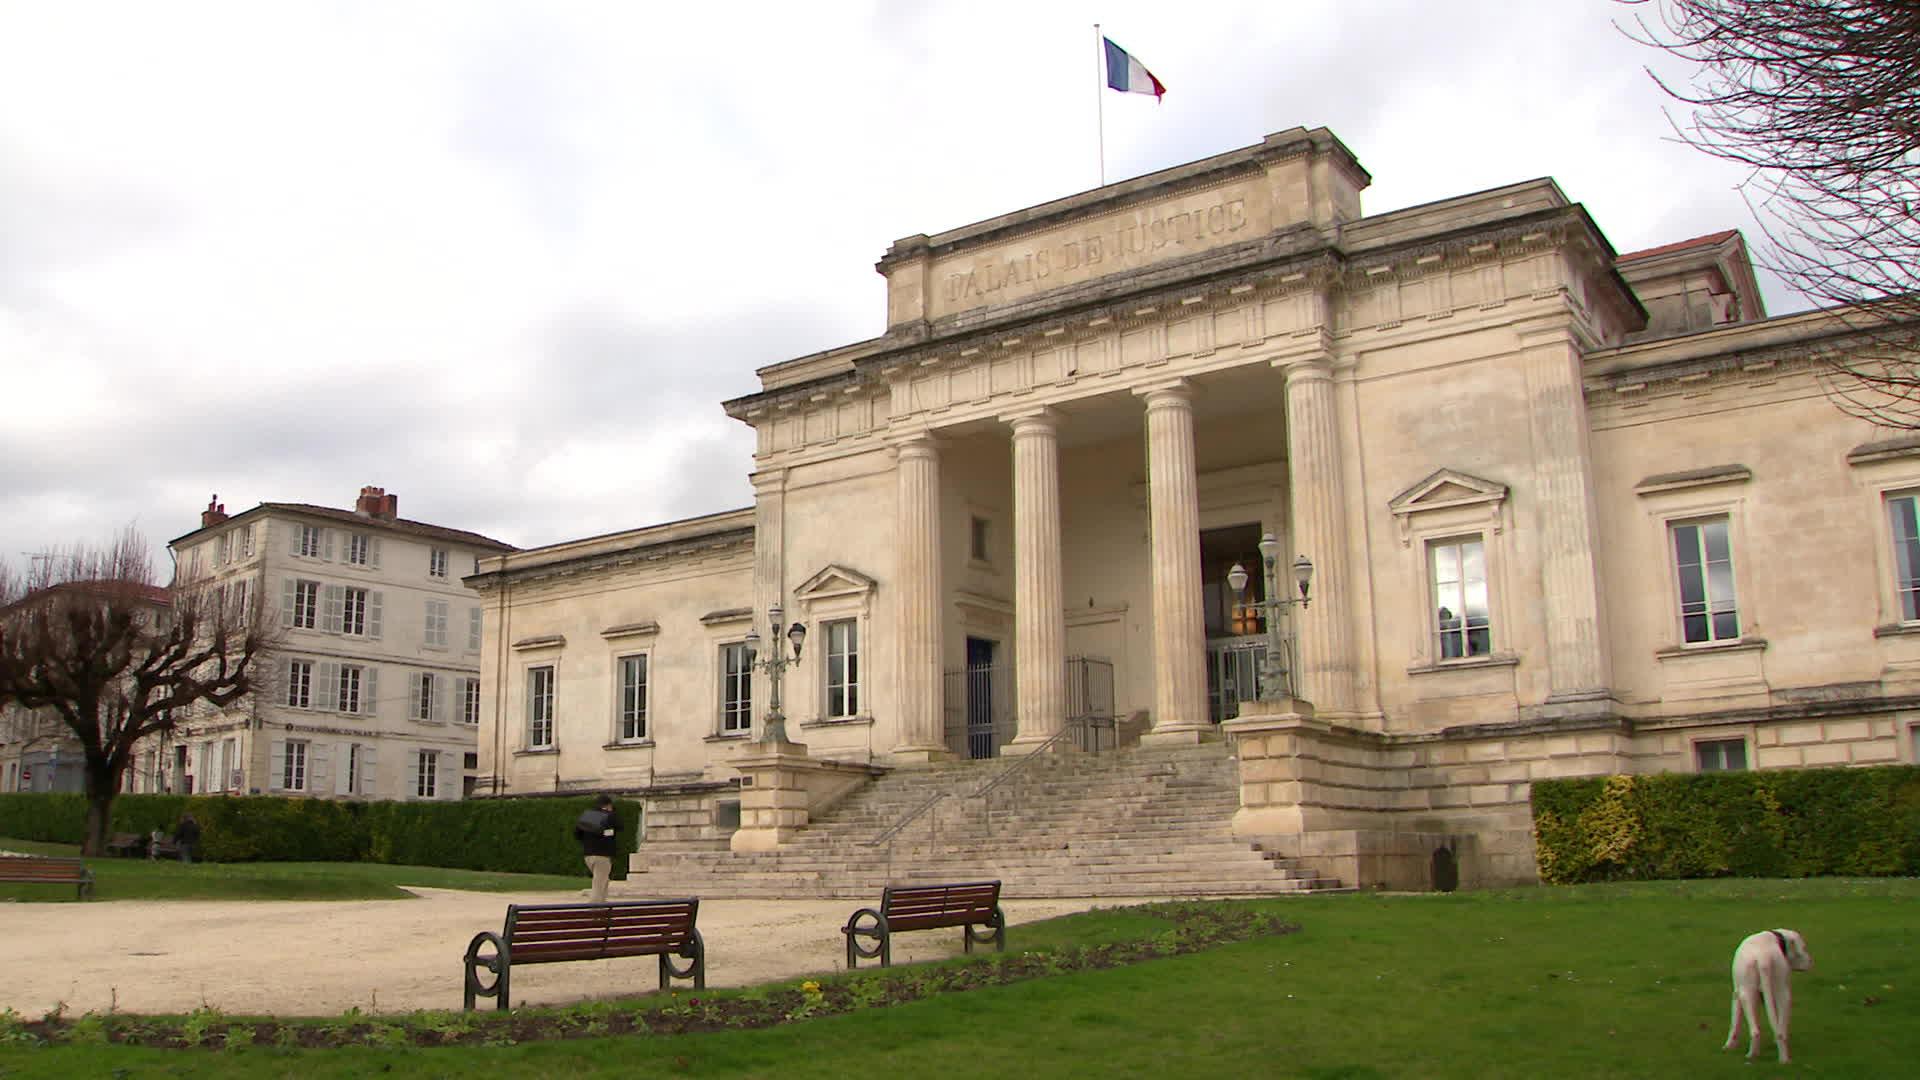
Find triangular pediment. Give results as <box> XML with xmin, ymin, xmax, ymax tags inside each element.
<box><xmin>1388</xmin><ymin>469</ymin><xmax>1508</xmax><ymax>516</ymax></box>
<box><xmin>793</xmin><ymin>563</ymin><xmax>877</xmax><ymax>602</ymax></box>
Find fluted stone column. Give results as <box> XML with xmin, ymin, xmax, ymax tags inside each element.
<box><xmin>891</xmin><ymin>434</ymin><xmax>950</xmax><ymax>762</ymax></box>
<box><xmin>1136</xmin><ymin>382</ymin><xmax>1210</xmax><ymax>744</ymax></box>
<box><xmin>1282</xmin><ymin>356</ymin><xmax>1356</xmax><ymax>715</ymax></box>
<box><xmin>1519</xmin><ymin>323</ymin><xmax>1612</xmax><ymax>709</ymax></box>
<box><xmin>1004</xmin><ymin>409</ymin><xmax>1068</xmax><ymax>753</ymax></box>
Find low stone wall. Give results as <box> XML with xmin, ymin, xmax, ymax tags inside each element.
<box><xmin>635</xmin><ymin>782</ymin><xmax>739</xmax><ymax>850</ymax></box>
<box><xmin>1227</xmin><ymin>700</ymin><xmax>1915</xmax><ymax>890</ymax></box>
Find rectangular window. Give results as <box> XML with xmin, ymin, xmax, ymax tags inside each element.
<box><xmin>1431</xmin><ymin>538</ymin><xmax>1491</xmax><ymax>660</ymax></box>
<box><xmin>1673</xmin><ymin>518</ymin><xmax>1740</xmax><ymax>644</ymax></box>
<box><xmin>293</xmin><ymin>580</ymin><xmax>321</xmax><ymax>630</ymax></box>
<box><xmin>429</xmin><ymin>548</ymin><xmax>449</xmax><ymax>579</ymax></box>
<box><xmin>969</xmin><ymin>515</ymin><xmax>991</xmax><ymax>562</ymax></box>
<box><xmin>346</xmin><ymin>532</ymin><xmax>371</xmax><ymax>566</ymax></box>
<box><xmin>468</xmin><ymin>607</ymin><xmax>483</xmax><ymax>652</ymax></box>
<box><xmin>341</xmin><ymin>587</ymin><xmax>369</xmax><ymax>636</ymax></box>
<box><xmin>282</xmin><ymin>740</ymin><xmax>308</xmax><ymax>791</ymax></box>
<box><xmin>1696</xmin><ymin>738</ymin><xmax>1748</xmax><ymax>771</ymax></box>
<box><xmin>240</xmin><ymin>524</ymin><xmax>255</xmax><ymax>559</ymax></box>
<box><xmin>338</xmin><ymin>664</ymin><xmax>365</xmax><ymax>715</ymax></box>
<box><xmin>216</xmin><ymin>532</ymin><xmax>232</xmax><ymax>565</ymax></box>
<box><xmin>286</xmin><ymin>659</ymin><xmax>313</xmax><ymax>708</ymax></box>
<box><xmin>415</xmin><ymin>751</ymin><xmax>438</xmax><ymax>798</ymax></box>
<box><xmin>425</xmin><ymin>599</ymin><xmax>449</xmax><ymax>647</ymax></box>
<box><xmin>297</xmin><ymin>524</ymin><xmax>325</xmax><ymax>559</ymax></box>
<box><xmin>220</xmin><ymin>739</ymin><xmax>235</xmax><ymax>793</ymax></box>
<box><xmin>463</xmin><ymin>752</ymin><xmax>479</xmax><ymax>769</ymax></box>
<box><xmin>1889</xmin><ymin>495</ymin><xmax>1920</xmax><ymax>621</ymax></box>
<box><xmin>619</xmin><ymin>654</ymin><xmax>649</xmax><ymax>741</ymax></box>
<box><xmin>720</xmin><ymin>642</ymin><xmax>753</xmax><ymax>733</ymax></box>
<box><xmin>346</xmin><ymin>744</ymin><xmax>361</xmax><ymax>796</ymax></box>
<box><xmin>527</xmin><ymin>665</ymin><xmax>555</xmax><ymax>748</ymax></box>
<box><xmin>461</xmin><ymin>677</ymin><xmax>481</xmax><ymax>725</ymax></box>
<box><xmin>825</xmin><ymin>619</ymin><xmax>859</xmax><ymax>718</ymax></box>
<box><xmin>231</xmin><ymin>578</ymin><xmax>250</xmax><ymax>620</ymax></box>
<box><xmin>413</xmin><ymin>671</ymin><xmax>439</xmax><ymax>722</ymax></box>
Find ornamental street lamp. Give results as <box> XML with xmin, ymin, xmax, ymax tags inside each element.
<box><xmin>743</xmin><ymin>602</ymin><xmax>808</xmax><ymax>745</ymax></box>
<box><xmin>1226</xmin><ymin>534</ymin><xmax>1314</xmax><ymax>703</ymax></box>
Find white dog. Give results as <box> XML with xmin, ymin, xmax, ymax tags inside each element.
<box><xmin>1724</xmin><ymin>928</ymin><xmax>1814</xmax><ymax>1063</ymax></box>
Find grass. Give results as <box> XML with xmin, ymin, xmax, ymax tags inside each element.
<box><xmin>0</xmin><ymin>876</ymin><xmax>1915</xmax><ymax>1076</ymax></box>
<box><xmin>0</xmin><ymin>836</ymin><xmax>586</xmax><ymax>900</ymax></box>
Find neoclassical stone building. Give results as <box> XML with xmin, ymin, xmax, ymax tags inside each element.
<box><xmin>470</xmin><ymin>128</ymin><xmax>1920</xmax><ymax>885</ymax></box>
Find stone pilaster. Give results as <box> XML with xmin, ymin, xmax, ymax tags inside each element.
<box><xmin>1518</xmin><ymin>323</ymin><xmax>1612</xmax><ymax>710</ymax></box>
<box><xmin>1004</xmin><ymin>408</ymin><xmax>1068</xmax><ymax>753</ymax></box>
<box><xmin>891</xmin><ymin>434</ymin><xmax>951</xmax><ymax>762</ymax></box>
<box><xmin>1282</xmin><ymin>354</ymin><xmax>1356</xmax><ymax>715</ymax></box>
<box><xmin>1136</xmin><ymin>382</ymin><xmax>1211</xmax><ymax>744</ymax></box>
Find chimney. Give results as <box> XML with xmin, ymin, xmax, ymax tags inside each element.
<box><xmin>201</xmin><ymin>495</ymin><xmax>228</xmax><ymax>528</ymax></box>
<box><xmin>355</xmin><ymin>485</ymin><xmax>398</xmax><ymax>521</ymax></box>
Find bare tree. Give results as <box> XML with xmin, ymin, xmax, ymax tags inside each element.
<box><xmin>1621</xmin><ymin>0</ymin><xmax>1920</xmax><ymax>425</ymax></box>
<box><xmin>0</xmin><ymin>528</ymin><xmax>272</xmax><ymax>855</ymax></box>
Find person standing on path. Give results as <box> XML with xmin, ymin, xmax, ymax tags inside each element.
<box><xmin>574</xmin><ymin>795</ymin><xmax>621</xmax><ymax>902</ymax></box>
<box><xmin>173</xmin><ymin>812</ymin><xmax>202</xmax><ymax>865</ymax></box>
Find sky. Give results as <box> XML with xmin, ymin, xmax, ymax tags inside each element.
<box><xmin>0</xmin><ymin>0</ymin><xmax>1794</xmax><ymax>577</ymax></box>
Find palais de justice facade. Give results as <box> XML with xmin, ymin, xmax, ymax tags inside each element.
<box><xmin>469</xmin><ymin>128</ymin><xmax>1920</xmax><ymax>887</ymax></box>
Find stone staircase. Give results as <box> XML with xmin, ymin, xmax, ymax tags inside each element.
<box><xmin>623</xmin><ymin>741</ymin><xmax>1345</xmax><ymax>899</ymax></box>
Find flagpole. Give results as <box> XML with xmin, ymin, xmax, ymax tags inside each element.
<box><xmin>1094</xmin><ymin>23</ymin><xmax>1106</xmax><ymax>187</ymax></box>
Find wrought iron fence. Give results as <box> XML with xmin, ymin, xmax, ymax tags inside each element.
<box><xmin>941</xmin><ymin>656</ymin><xmax>1115</xmax><ymax>758</ymax></box>
<box><xmin>1206</xmin><ymin>635</ymin><xmax>1266</xmax><ymax>723</ymax></box>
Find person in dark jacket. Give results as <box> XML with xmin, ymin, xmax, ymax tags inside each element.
<box><xmin>173</xmin><ymin>812</ymin><xmax>202</xmax><ymax>865</ymax></box>
<box><xmin>574</xmin><ymin>795</ymin><xmax>622</xmax><ymax>902</ymax></box>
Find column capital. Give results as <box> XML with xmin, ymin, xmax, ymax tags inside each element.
<box><xmin>1132</xmin><ymin>377</ymin><xmax>1194</xmax><ymax>409</ymax></box>
<box><xmin>888</xmin><ymin>429</ymin><xmax>946</xmax><ymax>458</ymax></box>
<box><xmin>749</xmin><ymin>467</ymin><xmax>789</xmax><ymax>492</ymax></box>
<box><xmin>999</xmin><ymin>405</ymin><xmax>1061</xmax><ymax>434</ymax></box>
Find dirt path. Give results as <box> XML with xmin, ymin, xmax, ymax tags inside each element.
<box><xmin>0</xmin><ymin>888</ymin><xmax>1115</xmax><ymax>1018</ymax></box>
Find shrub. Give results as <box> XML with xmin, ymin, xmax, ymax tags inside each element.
<box><xmin>1532</xmin><ymin>765</ymin><xmax>1920</xmax><ymax>883</ymax></box>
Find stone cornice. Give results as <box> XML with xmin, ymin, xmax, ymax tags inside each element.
<box><xmin>468</xmin><ymin>527</ymin><xmax>753</xmax><ymax>593</ymax></box>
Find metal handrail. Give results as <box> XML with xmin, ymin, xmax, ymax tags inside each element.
<box><xmin>969</xmin><ymin>722</ymin><xmax>1081</xmax><ymax>835</ymax></box>
<box><xmin>864</xmin><ymin>790</ymin><xmax>947</xmax><ymax>848</ymax></box>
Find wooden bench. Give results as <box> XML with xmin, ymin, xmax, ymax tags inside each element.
<box><xmin>147</xmin><ymin>835</ymin><xmax>181</xmax><ymax>860</ymax></box>
<box><xmin>462</xmin><ymin>899</ymin><xmax>704</xmax><ymax>1011</ymax></box>
<box><xmin>105</xmin><ymin>832</ymin><xmax>147</xmax><ymax>858</ymax></box>
<box><xmin>843</xmin><ymin>880</ymin><xmax>1005</xmax><ymax>969</ymax></box>
<box><xmin>0</xmin><ymin>856</ymin><xmax>95</xmax><ymax>900</ymax></box>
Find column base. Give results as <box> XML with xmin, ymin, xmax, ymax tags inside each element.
<box><xmin>1138</xmin><ymin>724</ymin><xmax>1214</xmax><ymax>747</ymax></box>
<box><xmin>888</xmin><ymin>744</ymin><xmax>954</xmax><ymax>765</ymax></box>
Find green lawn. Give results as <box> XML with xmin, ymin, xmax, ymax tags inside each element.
<box><xmin>0</xmin><ymin>836</ymin><xmax>585</xmax><ymax>899</ymax></box>
<box><xmin>0</xmin><ymin>877</ymin><xmax>1914</xmax><ymax>1077</ymax></box>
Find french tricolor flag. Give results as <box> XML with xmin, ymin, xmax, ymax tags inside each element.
<box><xmin>1103</xmin><ymin>37</ymin><xmax>1164</xmax><ymax>101</ymax></box>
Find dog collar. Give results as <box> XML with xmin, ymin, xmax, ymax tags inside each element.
<box><xmin>1770</xmin><ymin>930</ymin><xmax>1790</xmax><ymax>957</ymax></box>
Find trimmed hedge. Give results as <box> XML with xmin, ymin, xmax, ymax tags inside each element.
<box><xmin>0</xmin><ymin>793</ymin><xmax>640</xmax><ymax>878</ymax></box>
<box><xmin>1531</xmin><ymin>766</ymin><xmax>1920</xmax><ymax>883</ymax></box>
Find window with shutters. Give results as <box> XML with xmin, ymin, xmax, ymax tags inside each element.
<box><xmin>527</xmin><ymin>665</ymin><xmax>555</xmax><ymax>748</ymax></box>
<box><xmin>424</xmin><ymin>599</ymin><xmax>449</xmax><ymax>648</ymax></box>
<box><xmin>216</xmin><ymin>532</ymin><xmax>232</xmax><ymax>565</ymax></box>
<box><xmin>429</xmin><ymin>548</ymin><xmax>449</xmax><ymax>579</ymax></box>
<box><xmin>347</xmin><ymin>533</ymin><xmax>368</xmax><ymax>566</ymax></box>
<box><xmin>341</xmin><ymin>587</ymin><xmax>370</xmax><ymax>636</ymax></box>
<box><xmin>468</xmin><ymin>607</ymin><xmax>483</xmax><ymax>652</ymax></box>
<box><xmin>291</xmin><ymin>580</ymin><xmax>321</xmax><ymax>630</ymax></box>
<box><xmin>617</xmin><ymin>653</ymin><xmax>648</xmax><ymax>741</ymax></box>
<box><xmin>338</xmin><ymin>664</ymin><xmax>365</xmax><ymax>715</ymax></box>
<box><xmin>297</xmin><ymin>525</ymin><xmax>326</xmax><ymax>559</ymax></box>
<box><xmin>286</xmin><ymin>659</ymin><xmax>313</xmax><ymax>709</ymax></box>
<box><xmin>460</xmin><ymin>676</ymin><xmax>481</xmax><ymax>725</ymax></box>
<box><xmin>412</xmin><ymin>671</ymin><xmax>445</xmax><ymax>723</ymax></box>
<box><xmin>282</xmin><ymin>740</ymin><xmax>309</xmax><ymax>792</ymax></box>
<box><xmin>231</xmin><ymin>578</ymin><xmax>251</xmax><ymax>620</ymax></box>
<box><xmin>240</xmin><ymin>523</ymin><xmax>255</xmax><ymax>559</ymax></box>
<box><xmin>415</xmin><ymin>751</ymin><xmax>438</xmax><ymax>798</ymax></box>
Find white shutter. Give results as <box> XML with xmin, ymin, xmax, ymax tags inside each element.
<box><xmin>363</xmin><ymin>666</ymin><xmax>379</xmax><ymax>719</ymax></box>
<box><xmin>310</xmin><ymin>743</ymin><xmax>330</xmax><ymax>793</ymax></box>
<box><xmin>281</xmin><ymin>579</ymin><xmax>296</xmax><ymax>627</ymax></box>
<box><xmin>469</xmin><ymin>607</ymin><xmax>482</xmax><ymax>651</ymax></box>
<box><xmin>335</xmin><ymin>745</ymin><xmax>354</xmax><ymax>796</ymax></box>
<box><xmin>408</xmin><ymin>672</ymin><xmax>423</xmax><ymax>721</ymax></box>
<box><xmin>432</xmin><ymin>674</ymin><xmax>448</xmax><ymax>723</ymax></box>
<box><xmin>268</xmin><ymin>740</ymin><xmax>286</xmax><ymax>792</ymax></box>
<box><xmin>361</xmin><ymin>747</ymin><xmax>378</xmax><ymax>797</ymax></box>
<box><xmin>322</xmin><ymin>528</ymin><xmax>335</xmax><ymax>561</ymax></box>
<box><xmin>288</xmin><ymin>524</ymin><xmax>301</xmax><ymax>557</ymax></box>
<box><xmin>368</xmin><ymin>590</ymin><xmax>383</xmax><ymax>640</ymax></box>
<box><xmin>316</xmin><ymin>662</ymin><xmax>339</xmax><ymax>712</ymax></box>
<box><xmin>369</xmin><ymin>537</ymin><xmax>382</xmax><ymax>568</ymax></box>
<box><xmin>439</xmin><ymin>752</ymin><xmax>457</xmax><ymax>800</ymax></box>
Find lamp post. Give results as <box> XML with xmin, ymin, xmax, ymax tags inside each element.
<box><xmin>1226</xmin><ymin>534</ymin><xmax>1314</xmax><ymax>703</ymax></box>
<box><xmin>743</xmin><ymin>602</ymin><xmax>808</xmax><ymax>746</ymax></box>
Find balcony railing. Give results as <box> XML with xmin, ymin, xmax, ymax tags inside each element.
<box><xmin>1206</xmin><ymin>635</ymin><xmax>1266</xmax><ymax>724</ymax></box>
<box><xmin>941</xmin><ymin>656</ymin><xmax>1116</xmax><ymax>759</ymax></box>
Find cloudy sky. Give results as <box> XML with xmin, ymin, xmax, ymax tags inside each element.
<box><xmin>0</xmin><ymin>0</ymin><xmax>1790</xmax><ymax>576</ymax></box>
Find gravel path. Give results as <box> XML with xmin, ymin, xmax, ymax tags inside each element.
<box><xmin>0</xmin><ymin>887</ymin><xmax>1116</xmax><ymax>1018</ymax></box>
